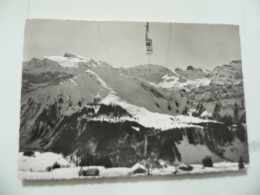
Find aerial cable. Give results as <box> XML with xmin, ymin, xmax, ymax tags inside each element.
<box><xmin>147</xmin><ymin>55</ymin><xmax>151</xmax><ymax>80</ymax></box>
<box><xmin>165</xmin><ymin>23</ymin><xmax>172</xmax><ymax>68</ymax></box>
<box><xmin>90</xmin><ymin>23</ymin><xmax>105</xmax><ymax>61</ymax></box>
<box><xmin>79</xmin><ymin>22</ymin><xmax>97</xmax><ymax>59</ymax></box>
<box><xmin>145</xmin><ymin>22</ymin><xmax>153</xmax><ymax>55</ymax></box>
<box><xmin>145</xmin><ymin>22</ymin><xmax>153</xmax><ymax>80</ymax></box>
<box><xmin>71</xmin><ymin>24</ymin><xmax>86</xmax><ymax>58</ymax></box>
<box><xmin>83</xmin><ymin>22</ymin><xmax>97</xmax><ymax>59</ymax></box>
<box><xmin>97</xmin><ymin>23</ymin><xmax>112</xmax><ymax>64</ymax></box>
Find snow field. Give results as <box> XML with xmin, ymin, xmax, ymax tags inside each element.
<box><xmin>18</xmin><ymin>152</ymin><xmax>245</xmax><ymax>180</ymax></box>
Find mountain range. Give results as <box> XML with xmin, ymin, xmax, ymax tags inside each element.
<box><xmin>19</xmin><ymin>52</ymin><xmax>248</xmax><ymax>166</ymax></box>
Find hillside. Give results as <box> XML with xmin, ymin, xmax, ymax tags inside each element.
<box><xmin>19</xmin><ymin>53</ymin><xmax>249</xmax><ymax>169</ymax></box>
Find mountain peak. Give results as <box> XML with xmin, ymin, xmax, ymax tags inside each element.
<box><xmin>64</xmin><ymin>52</ymin><xmax>86</xmax><ymax>60</ymax></box>
<box><xmin>186</xmin><ymin>66</ymin><xmax>202</xmax><ymax>72</ymax></box>
<box><xmin>119</xmin><ymin>64</ymin><xmax>177</xmax><ymax>84</ymax></box>
<box><xmin>211</xmin><ymin>59</ymin><xmax>243</xmax><ymax>85</ymax></box>
<box><xmin>229</xmin><ymin>60</ymin><xmax>241</xmax><ymax>64</ymax></box>
<box><xmin>175</xmin><ymin>66</ymin><xmax>208</xmax><ymax>80</ymax></box>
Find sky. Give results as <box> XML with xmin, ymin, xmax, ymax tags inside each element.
<box><xmin>23</xmin><ymin>19</ymin><xmax>242</xmax><ymax>71</ymax></box>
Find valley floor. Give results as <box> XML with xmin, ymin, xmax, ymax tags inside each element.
<box><xmin>18</xmin><ymin>162</ymin><xmax>247</xmax><ymax>180</ymax></box>
<box><xmin>18</xmin><ymin>152</ymin><xmax>247</xmax><ymax>180</ymax></box>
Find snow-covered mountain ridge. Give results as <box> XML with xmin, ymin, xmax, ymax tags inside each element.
<box><xmin>19</xmin><ymin>53</ymin><xmax>248</xmax><ymax>166</ymax></box>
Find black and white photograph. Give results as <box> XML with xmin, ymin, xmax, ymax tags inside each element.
<box><xmin>18</xmin><ymin>19</ymin><xmax>249</xmax><ymax>180</ymax></box>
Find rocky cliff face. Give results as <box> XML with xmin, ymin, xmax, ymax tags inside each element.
<box><xmin>19</xmin><ymin>53</ymin><xmax>248</xmax><ymax>167</ymax></box>
<box><xmin>125</xmin><ymin>60</ymin><xmax>246</xmax><ymax>125</ymax></box>
<box><xmin>175</xmin><ymin>65</ymin><xmax>209</xmax><ymax>80</ymax></box>
<box><xmin>211</xmin><ymin>60</ymin><xmax>243</xmax><ymax>85</ymax></box>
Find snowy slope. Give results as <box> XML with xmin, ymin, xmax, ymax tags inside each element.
<box><xmin>119</xmin><ymin>64</ymin><xmax>178</xmax><ymax>84</ymax></box>
<box><xmin>101</xmin><ymin>91</ymin><xmax>217</xmax><ymax>130</ymax></box>
<box><xmin>19</xmin><ymin>54</ymin><xmax>248</xmax><ymax>170</ymax></box>
<box><xmin>158</xmin><ymin>74</ymin><xmax>211</xmax><ymax>90</ymax></box>
<box><xmin>42</xmin><ymin>56</ymin><xmax>85</xmax><ymax>68</ymax></box>
<box><xmin>94</xmin><ymin>63</ymin><xmax>186</xmax><ymax>116</ymax></box>
<box><xmin>176</xmin><ymin>136</ymin><xmax>223</xmax><ymax>164</ymax></box>
<box><xmin>18</xmin><ymin>152</ymin><xmax>70</xmax><ymax>172</ymax></box>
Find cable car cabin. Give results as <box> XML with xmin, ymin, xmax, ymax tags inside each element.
<box><xmin>145</xmin><ymin>22</ymin><xmax>153</xmax><ymax>55</ymax></box>
<box><xmin>146</xmin><ymin>38</ymin><xmax>153</xmax><ymax>55</ymax></box>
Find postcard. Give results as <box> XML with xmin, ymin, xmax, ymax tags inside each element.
<box><xmin>18</xmin><ymin>19</ymin><xmax>248</xmax><ymax>180</ymax></box>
